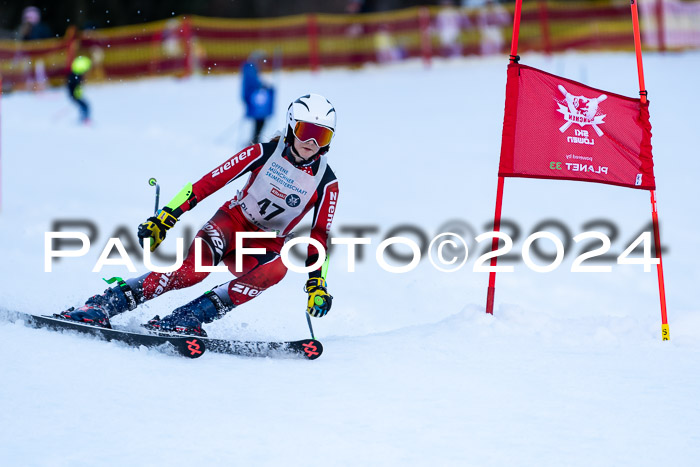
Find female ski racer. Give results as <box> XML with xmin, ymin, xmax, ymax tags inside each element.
<box><xmin>58</xmin><ymin>94</ymin><xmax>339</xmax><ymax>337</ymax></box>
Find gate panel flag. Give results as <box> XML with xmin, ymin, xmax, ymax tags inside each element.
<box><xmin>499</xmin><ymin>63</ymin><xmax>655</xmax><ymax>190</ymax></box>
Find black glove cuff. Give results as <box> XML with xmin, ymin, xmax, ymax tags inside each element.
<box><xmin>305</xmin><ymin>278</ymin><xmax>327</xmax><ymax>293</ymax></box>
<box><xmin>156</xmin><ymin>208</ymin><xmax>178</xmax><ymax>229</ymax></box>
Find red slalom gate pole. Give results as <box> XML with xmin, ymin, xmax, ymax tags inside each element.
<box><xmin>486</xmin><ymin>0</ymin><xmax>522</xmax><ymax>314</ymax></box>
<box><xmin>650</xmin><ymin>191</ymin><xmax>669</xmax><ymax>339</ymax></box>
<box><xmin>510</xmin><ymin>0</ymin><xmax>523</xmax><ymax>61</ymax></box>
<box><xmin>486</xmin><ymin>176</ymin><xmax>505</xmax><ymax>314</ymax></box>
<box><xmin>631</xmin><ymin>0</ymin><xmax>669</xmax><ymax>340</ymax></box>
<box><xmin>631</xmin><ymin>0</ymin><xmax>647</xmax><ymax>101</ymax></box>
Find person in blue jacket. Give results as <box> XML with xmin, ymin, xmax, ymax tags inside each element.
<box><xmin>241</xmin><ymin>51</ymin><xmax>275</xmax><ymax>144</ymax></box>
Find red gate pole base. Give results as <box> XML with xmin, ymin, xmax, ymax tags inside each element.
<box><xmin>486</xmin><ymin>287</ymin><xmax>496</xmax><ymax>315</ymax></box>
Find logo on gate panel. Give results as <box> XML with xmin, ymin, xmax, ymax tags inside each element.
<box><xmin>556</xmin><ymin>84</ymin><xmax>607</xmax><ymax>139</ymax></box>
<box><xmin>285</xmin><ymin>194</ymin><xmax>301</xmax><ymax>207</ymax></box>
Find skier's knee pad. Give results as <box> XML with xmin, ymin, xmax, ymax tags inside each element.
<box><xmin>194</xmin><ymin>222</ymin><xmax>228</xmax><ymax>265</ymax></box>
<box><xmin>226</xmin><ymin>280</ymin><xmax>271</xmax><ymax>307</ymax></box>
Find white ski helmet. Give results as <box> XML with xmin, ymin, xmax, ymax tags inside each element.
<box><xmin>285</xmin><ymin>94</ymin><xmax>336</xmax><ymax>154</ymax></box>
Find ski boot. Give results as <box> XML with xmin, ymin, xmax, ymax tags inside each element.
<box><xmin>56</xmin><ymin>278</ymin><xmax>143</xmax><ymax>328</ymax></box>
<box><xmin>143</xmin><ymin>290</ymin><xmax>233</xmax><ymax>337</ymax></box>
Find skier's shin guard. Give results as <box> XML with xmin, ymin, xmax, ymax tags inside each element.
<box><xmin>88</xmin><ymin>277</ymin><xmax>145</xmax><ymax>317</ymax></box>
<box><xmin>194</xmin><ymin>287</ymin><xmax>235</xmax><ymax>324</ymax></box>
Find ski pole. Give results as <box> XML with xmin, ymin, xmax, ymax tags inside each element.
<box><xmin>304</xmin><ymin>254</ymin><xmax>330</xmax><ymax>340</ymax></box>
<box><xmin>148</xmin><ymin>177</ymin><xmax>160</xmax><ymax>214</ymax></box>
<box><xmin>306</xmin><ymin>313</ymin><xmax>316</xmax><ymax>340</ymax></box>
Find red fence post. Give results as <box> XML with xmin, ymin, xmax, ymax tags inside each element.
<box><xmin>182</xmin><ymin>16</ymin><xmax>193</xmax><ymax>77</ymax></box>
<box><xmin>538</xmin><ymin>0</ymin><xmax>552</xmax><ymax>55</ymax></box>
<box><xmin>308</xmin><ymin>14</ymin><xmax>320</xmax><ymax>73</ymax></box>
<box><xmin>419</xmin><ymin>7</ymin><xmax>432</xmax><ymax>67</ymax></box>
<box><xmin>150</xmin><ymin>28</ymin><xmax>161</xmax><ymax>76</ymax></box>
<box><xmin>655</xmin><ymin>0</ymin><xmax>666</xmax><ymax>52</ymax></box>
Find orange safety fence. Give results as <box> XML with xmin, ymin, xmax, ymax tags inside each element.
<box><xmin>1</xmin><ymin>1</ymin><xmax>699</xmax><ymax>91</ymax></box>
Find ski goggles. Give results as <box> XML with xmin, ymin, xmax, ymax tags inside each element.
<box><xmin>293</xmin><ymin>121</ymin><xmax>334</xmax><ymax>147</ymax></box>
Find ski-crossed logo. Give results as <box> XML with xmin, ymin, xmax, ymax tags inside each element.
<box><xmin>186</xmin><ymin>339</ymin><xmax>204</xmax><ymax>356</ymax></box>
<box><xmin>286</xmin><ymin>194</ymin><xmax>301</xmax><ymax>208</ymax></box>
<box><xmin>556</xmin><ymin>84</ymin><xmax>607</xmax><ymax>136</ymax></box>
<box><xmin>302</xmin><ymin>341</ymin><xmax>319</xmax><ymax>358</ymax></box>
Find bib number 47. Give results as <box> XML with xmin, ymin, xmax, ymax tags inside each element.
<box><xmin>257</xmin><ymin>198</ymin><xmax>285</xmax><ymax>221</ymax></box>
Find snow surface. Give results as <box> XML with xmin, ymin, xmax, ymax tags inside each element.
<box><xmin>1</xmin><ymin>52</ymin><xmax>699</xmax><ymax>466</ymax></box>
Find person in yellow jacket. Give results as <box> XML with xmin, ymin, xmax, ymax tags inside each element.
<box><xmin>67</xmin><ymin>56</ymin><xmax>91</xmax><ymax>123</ymax></box>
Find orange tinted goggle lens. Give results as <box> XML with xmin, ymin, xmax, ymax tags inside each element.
<box><xmin>294</xmin><ymin>121</ymin><xmax>334</xmax><ymax>147</ymax></box>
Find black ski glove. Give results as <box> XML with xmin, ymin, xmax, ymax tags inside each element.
<box><xmin>138</xmin><ymin>208</ymin><xmax>178</xmax><ymax>252</ymax></box>
<box><xmin>304</xmin><ymin>278</ymin><xmax>333</xmax><ymax>317</ymax></box>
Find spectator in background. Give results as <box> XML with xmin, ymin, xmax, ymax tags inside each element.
<box><xmin>344</xmin><ymin>0</ymin><xmax>366</xmax><ymax>38</ymax></box>
<box><xmin>477</xmin><ymin>0</ymin><xmax>510</xmax><ymax>56</ymax></box>
<box><xmin>67</xmin><ymin>56</ymin><xmax>92</xmax><ymax>124</ymax></box>
<box><xmin>14</xmin><ymin>6</ymin><xmax>52</xmax><ymax>90</ymax></box>
<box><xmin>435</xmin><ymin>0</ymin><xmax>469</xmax><ymax>58</ymax></box>
<box><xmin>241</xmin><ymin>51</ymin><xmax>275</xmax><ymax>144</ymax></box>
<box><xmin>17</xmin><ymin>6</ymin><xmax>52</xmax><ymax>41</ymax></box>
<box><xmin>374</xmin><ymin>26</ymin><xmax>402</xmax><ymax>64</ymax></box>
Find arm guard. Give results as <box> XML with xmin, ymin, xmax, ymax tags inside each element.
<box><xmin>165</xmin><ymin>182</ymin><xmax>198</xmax><ymax>218</ymax></box>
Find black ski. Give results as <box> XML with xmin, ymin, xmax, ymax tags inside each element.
<box><xmin>10</xmin><ymin>312</ymin><xmax>205</xmax><ymax>358</ymax></box>
<box><xmin>203</xmin><ymin>337</ymin><xmax>323</xmax><ymax>360</ymax></box>
<box><xmin>5</xmin><ymin>311</ymin><xmax>323</xmax><ymax>360</ymax></box>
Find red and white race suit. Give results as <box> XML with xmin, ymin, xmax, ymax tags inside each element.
<box><xmin>141</xmin><ymin>138</ymin><xmax>339</xmax><ymax>307</ymax></box>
